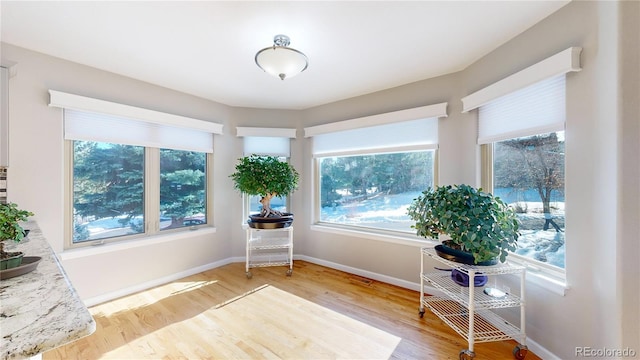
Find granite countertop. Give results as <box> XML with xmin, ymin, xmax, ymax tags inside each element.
<box><xmin>0</xmin><ymin>221</ymin><xmax>95</xmax><ymax>360</ymax></box>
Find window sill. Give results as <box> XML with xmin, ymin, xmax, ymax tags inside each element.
<box><xmin>505</xmin><ymin>256</ymin><xmax>568</xmax><ymax>296</ymax></box>
<box><xmin>310</xmin><ymin>223</ymin><xmax>433</xmax><ymax>248</ymax></box>
<box><xmin>59</xmin><ymin>226</ymin><xmax>217</xmax><ymax>261</ymax></box>
<box><xmin>518</xmin><ymin>266</ymin><xmax>568</xmax><ymax>296</ymax></box>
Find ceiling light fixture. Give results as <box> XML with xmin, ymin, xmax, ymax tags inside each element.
<box><xmin>255</xmin><ymin>34</ymin><xmax>308</xmax><ymax>80</ymax></box>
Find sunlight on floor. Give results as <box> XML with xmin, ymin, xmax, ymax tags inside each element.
<box><xmin>170</xmin><ymin>280</ymin><xmax>219</xmax><ymax>296</ymax></box>
<box><xmin>92</xmin><ymin>279</ymin><xmax>220</xmax><ymax>316</ymax></box>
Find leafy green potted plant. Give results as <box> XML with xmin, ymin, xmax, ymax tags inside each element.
<box><xmin>230</xmin><ymin>154</ymin><xmax>300</xmax><ymax>228</ymax></box>
<box><xmin>407</xmin><ymin>184</ymin><xmax>520</xmax><ymax>265</ymax></box>
<box><xmin>0</xmin><ymin>202</ymin><xmax>34</xmax><ymax>270</ymax></box>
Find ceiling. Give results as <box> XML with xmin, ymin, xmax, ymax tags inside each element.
<box><xmin>1</xmin><ymin>1</ymin><xmax>570</xmax><ymax>110</ymax></box>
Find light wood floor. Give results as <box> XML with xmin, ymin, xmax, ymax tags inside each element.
<box><xmin>44</xmin><ymin>261</ymin><xmax>540</xmax><ymax>360</ymax></box>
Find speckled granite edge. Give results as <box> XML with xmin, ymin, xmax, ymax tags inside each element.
<box><xmin>1</xmin><ymin>221</ymin><xmax>96</xmax><ymax>360</ymax></box>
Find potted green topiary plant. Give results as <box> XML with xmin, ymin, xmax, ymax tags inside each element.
<box><xmin>0</xmin><ymin>202</ymin><xmax>34</xmax><ymax>270</ymax></box>
<box><xmin>230</xmin><ymin>154</ymin><xmax>299</xmax><ymax>228</ymax></box>
<box><xmin>407</xmin><ymin>184</ymin><xmax>520</xmax><ymax>265</ymax></box>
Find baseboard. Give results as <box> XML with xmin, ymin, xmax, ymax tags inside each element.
<box><xmin>296</xmin><ymin>255</ymin><xmax>560</xmax><ymax>360</ymax></box>
<box><xmin>296</xmin><ymin>255</ymin><xmax>422</xmax><ymax>292</ymax></box>
<box><xmin>83</xmin><ymin>257</ymin><xmax>235</xmax><ymax>307</ymax></box>
<box><xmin>525</xmin><ymin>337</ymin><xmax>561</xmax><ymax>360</ymax></box>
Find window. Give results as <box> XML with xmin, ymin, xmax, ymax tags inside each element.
<box><xmin>72</xmin><ymin>143</ymin><xmax>209</xmax><ymax>244</ymax></box>
<box><xmin>235</xmin><ymin>127</ymin><xmax>296</xmax><ymax>221</ymax></box>
<box><xmin>72</xmin><ymin>141</ymin><xmax>145</xmax><ymax>242</ymax></box>
<box><xmin>159</xmin><ymin>149</ymin><xmax>207</xmax><ymax>230</ymax></box>
<box><xmin>463</xmin><ymin>47</ymin><xmax>581</xmax><ymax>279</ymax></box>
<box><xmin>478</xmin><ymin>75</ymin><xmax>567</xmax><ymax>270</ymax></box>
<box><xmin>491</xmin><ymin>131</ymin><xmax>565</xmax><ymax>268</ymax></box>
<box><xmin>305</xmin><ymin>103</ymin><xmax>447</xmax><ymax>236</ymax></box>
<box><xmin>50</xmin><ymin>90</ymin><xmax>222</xmax><ymax>248</ymax></box>
<box><xmin>317</xmin><ymin>150</ymin><xmax>435</xmax><ymax>232</ymax></box>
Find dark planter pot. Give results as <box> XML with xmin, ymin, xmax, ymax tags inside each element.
<box><xmin>435</xmin><ymin>244</ymin><xmax>498</xmax><ymax>266</ymax></box>
<box><xmin>248</xmin><ymin>213</ymin><xmax>294</xmax><ymax>229</ymax></box>
<box><xmin>249</xmin><ymin>213</ymin><xmax>294</xmax><ymax>223</ymax></box>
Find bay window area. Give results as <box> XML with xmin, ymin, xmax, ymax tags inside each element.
<box><xmin>305</xmin><ymin>103</ymin><xmax>447</xmax><ymax>237</ymax></box>
<box><xmin>317</xmin><ymin>150</ymin><xmax>434</xmax><ymax>233</ymax></box>
<box><xmin>235</xmin><ymin>128</ymin><xmax>296</xmax><ymax>221</ymax></box>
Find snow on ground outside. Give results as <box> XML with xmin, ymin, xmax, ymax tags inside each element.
<box><xmin>321</xmin><ymin>192</ymin><xmax>565</xmax><ymax>268</ymax></box>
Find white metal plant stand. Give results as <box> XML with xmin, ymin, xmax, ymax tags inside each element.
<box><xmin>245</xmin><ymin>226</ymin><xmax>293</xmax><ymax>278</ymax></box>
<box><xmin>419</xmin><ymin>246</ymin><xmax>528</xmax><ymax>360</ymax></box>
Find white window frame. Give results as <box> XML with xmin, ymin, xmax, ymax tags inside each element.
<box><xmin>305</xmin><ymin>103</ymin><xmax>446</xmax><ymax>241</ymax></box>
<box><xmin>481</xmin><ymin>141</ymin><xmax>567</xmax><ymax>284</ymax></box>
<box><xmin>50</xmin><ymin>91</ymin><xmax>222</xmax><ymax>249</ymax></box>
<box><xmin>235</xmin><ymin>127</ymin><xmax>296</xmax><ymax>224</ymax></box>
<box><xmin>64</xmin><ymin>142</ymin><xmax>214</xmax><ymax>248</ymax></box>
<box><xmin>312</xmin><ymin>148</ymin><xmax>438</xmax><ymax>233</ymax></box>
<box><xmin>465</xmin><ymin>47</ymin><xmax>582</xmax><ymax>294</ymax></box>
<box><xmin>0</xmin><ymin>66</ymin><xmax>9</xmax><ymax>167</ymax></box>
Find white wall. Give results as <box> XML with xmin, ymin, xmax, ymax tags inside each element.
<box><xmin>1</xmin><ymin>43</ymin><xmax>238</xmax><ymax>301</ymax></box>
<box><xmin>2</xmin><ymin>1</ymin><xmax>638</xmax><ymax>358</ymax></box>
<box><xmin>301</xmin><ymin>1</ymin><xmax>639</xmax><ymax>358</ymax></box>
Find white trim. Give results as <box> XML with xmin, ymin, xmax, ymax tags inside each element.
<box><xmin>0</xmin><ymin>67</ymin><xmax>8</xmax><ymax>166</ymax></box>
<box><xmin>478</xmin><ymin>123</ymin><xmax>565</xmax><ymax>145</ymax></box>
<box><xmin>49</xmin><ymin>90</ymin><xmax>223</xmax><ymax>134</ymax></box>
<box><xmin>59</xmin><ymin>227</ymin><xmax>217</xmax><ymax>260</ymax></box>
<box><xmin>236</xmin><ymin>127</ymin><xmax>297</xmax><ymax>138</ymax></box>
<box><xmin>298</xmin><ymin>254</ymin><xmax>422</xmax><ymax>292</ymax></box>
<box><xmin>461</xmin><ymin>47</ymin><xmax>582</xmax><ymax>113</ymax></box>
<box><xmin>304</xmin><ymin>102</ymin><xmax>448</xmax><ymax>137</ymax></box>
<box><xmin>312</xmin><ymin>143</ymin><xmax>438</xmax><ymax>158</ymax></box>
<box><xmin>310</xmin><ymin>223</ymin><xmax>432</xmax><ymax>248</ymax></box>
<box><xmin>525</xmin><ymin>337</ymin><xmax>562</xmax><ymax>360</ymax></box>
<box><xmin>0</xmin><ymin>61</ymin><xmax>18</xmax><ymax>78</ymax></box>
<box><xmin>524</xmin><ymin>271</ymin><xmax>569</xmax><ymax>296</ymax></box>
<box><xmin>505</xmin><ymin>262</ymin><xmax>569</xmax><ymax>296</ymax></box>
<box><xmin>81</xmin><ymin>255</ymin><xmax>230</xmax><ymax>307</ymax></box>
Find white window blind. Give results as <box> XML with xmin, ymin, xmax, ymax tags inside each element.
<box><xmin>243</xmin><ymin>137</ymin><xmax>291</xmax><ymax>157</ymax></box>
<box><xmin>49</xmin><ymin>90</ymin><xmax>223</xmax><ymax>153</ymax></box>
<box><xmin>64</xmin><ymin>109</ymin><xmax>215</xmax><ymax>153</ymax></box>
<box><xmin>303</xmin><ymin>103</ymin><xmax>446</xmax><ymax>157</ymax></box>
<box><xmin>311</xmin><ymin>117</ymin><xmax>439</xmax><ymax>156</ymax></box>
<box><xmin>478</xmin><ymin>75</ymin><xmax>566</xmax><ymax>144</ymax></box>
<box><xmin>236</xmin><ymin>127</ymin><xmax>296</xmax><ymax>157</ymax></box>
<box><xmin>462</xmin><ymin>47</ymin><xmax>581</xmax><ymax>112</ymax></box>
